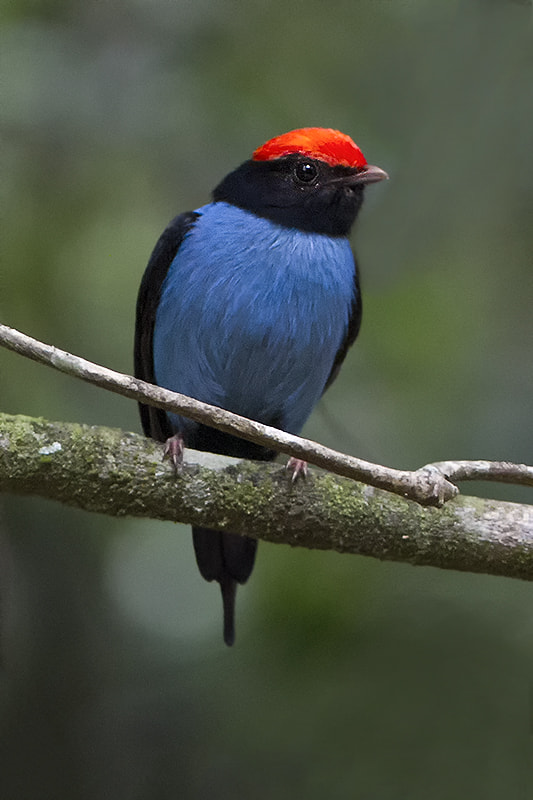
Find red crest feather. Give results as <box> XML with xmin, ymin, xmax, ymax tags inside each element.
<box><xmin>253</xmin><ymin>127</ymin><xmax>367</xmax><ymax>169</ymax></box>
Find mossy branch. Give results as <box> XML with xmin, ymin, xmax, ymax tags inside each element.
<box><xmin>1</xmin><ymin>412</ymin><xmax>532</xmax><ymax>581</ymax></box>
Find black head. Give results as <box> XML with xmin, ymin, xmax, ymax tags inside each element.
<box><xmin>213</xmin><ymin>153</ymin><xmax>387</xmax><ymax>236</ymax></box>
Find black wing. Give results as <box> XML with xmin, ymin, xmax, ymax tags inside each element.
<box><xmin>323</xmin><ymin>264</ymin><xmax>362</xmax><ymax>393</ymax></box>
<box><xmin>134</xmin><ymin>211</ymin><xmax>199</xmax><ymax>441</ymax></box>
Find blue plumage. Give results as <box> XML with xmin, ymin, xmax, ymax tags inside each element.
<box><xmin>153</xmin><ymin>202</ymin><xmax>357</xmax><ymax>435</ymax></box>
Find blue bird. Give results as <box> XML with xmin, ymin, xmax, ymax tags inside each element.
<box><xmin>134</xmin><ymin>128</ymin><xmax>387</xmax><ymax>645</ymax></box>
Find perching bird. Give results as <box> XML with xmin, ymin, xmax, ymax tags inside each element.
<box><xmin>134</xmin><ymin>127</ymin><xmax>387</xmax><ymax>645</ymax></box>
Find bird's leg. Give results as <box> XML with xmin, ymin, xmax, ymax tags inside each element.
<box><xmin>163</xmin><ymin>433</ymin><xmax>184</xmax><ymax>471</ymax></box>
<box><xmin>286</xmin><ymin>456</ymin><xmax>308</xmax><ymax>483</ymax></box>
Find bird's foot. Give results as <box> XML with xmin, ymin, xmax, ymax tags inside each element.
<box><xmin>286</xmin><ymin>456</ymin><xmax>308</xmax><ymax>483</ymax></box>
<box><xmin>163</xmin><ymin>433</ymin><xmax>184</xmax><ymax>472</ymax></box>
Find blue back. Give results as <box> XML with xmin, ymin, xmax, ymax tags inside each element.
<box><xmin>153</xmin><ymin>201</ymin><xmax>357</xmax><ymax>436</ymax></box>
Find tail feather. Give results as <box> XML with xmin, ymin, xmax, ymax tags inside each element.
<box><xmin>192</xmin><ymin>526</ymin><xmax>257</xmax><ymax>646</ymax></box>
<box><xmin>219</xmin><ymin>531</ymin><xmax>258</xmax><ymax>583</ymax></box>
<box><xmin>220</xmin><ymin>577</ymin><xmax>237</xmax><ymax>647</ymax></box>
<box><xmin>192</xmin><ymin>527</ymin><xmax>223</xmax><ymax>582</ymax></box>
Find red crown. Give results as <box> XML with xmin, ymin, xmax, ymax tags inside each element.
<box><xmin>253</xmin><ymin>128</ymin><xmax>367</xmax><ymax>169</ymax></box>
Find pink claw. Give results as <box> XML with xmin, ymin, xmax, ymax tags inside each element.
<box><xmin>286</xmin><ymin>456</ymin><xmax>308</xmax><ymax>483</ymax></box>
<box><xmin>163</xmin><ymin>433</ymin><xmax>184</xmax><ymax>471</ymax></box>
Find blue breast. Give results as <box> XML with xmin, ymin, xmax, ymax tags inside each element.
<box><xmin>153</xmin><ymin>202</ymin><xmax>357</xmax><ymax>436</ymax></box>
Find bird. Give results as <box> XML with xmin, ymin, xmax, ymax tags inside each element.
<box><xmin>134</xmin><ymin>127</ymin><xmax>387</xmax><ymax>646</ymax></box>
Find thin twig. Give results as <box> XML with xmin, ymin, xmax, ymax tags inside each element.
<box><xmin>1</xmin><ymin>323</ymin><xmax>532</xmax><ymax>506</ymax></box>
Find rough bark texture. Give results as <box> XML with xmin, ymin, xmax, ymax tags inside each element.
<box><xmin>1</xmin><ymin>412</ymin><xmax>532</xmax><ymax>581</ymax></box>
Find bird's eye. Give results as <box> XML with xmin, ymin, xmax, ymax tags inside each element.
<box><xmin>294</xmin><ymin>161</ymin><xmax>318</xmax><ymax>183</ymax></box>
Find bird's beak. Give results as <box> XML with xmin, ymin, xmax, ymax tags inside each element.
<box><xmin>351</xmin><ymin>164</ymin><xmax>389</xmax><ymax>185</ymax></box>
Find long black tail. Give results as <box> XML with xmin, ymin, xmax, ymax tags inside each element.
<box><xmin>192</xmin><ymin>527</ymin><xmax>258</xmax><ymax>646</ymax></box>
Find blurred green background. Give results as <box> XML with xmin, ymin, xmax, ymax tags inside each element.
<box><xmin>1</xmin><ymin>1</ymin><xmax>533</xmax><ymax>797</ymax></box>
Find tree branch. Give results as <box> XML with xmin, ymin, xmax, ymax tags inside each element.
<box><xmin>1</xmin><ymin>324</ymin><xmax>532</xmax><ymax>508</ymax></box>
<box><xmin>0</xmin><ymin>412</ymin><xmax>532</xmax><ymax>581</ymax></box>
